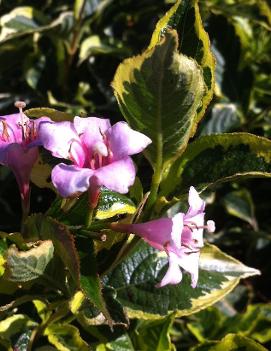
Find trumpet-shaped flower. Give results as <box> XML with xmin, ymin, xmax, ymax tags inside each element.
<box><xmin>38</xmin><ymin>116</ymin><xmax>151</xmax><ymax>206</ymax></box>
<box><xmin>0</xmin><ymin>104</ymin><xmax>49</xmax><ymax>214</ymax></box>
<box><xmin>111</xmin><ymin>187</ymin><xmax>215</xmax><ymax>288</ymax></box>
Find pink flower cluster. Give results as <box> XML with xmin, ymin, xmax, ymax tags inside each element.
<box><xmin>112</xmin><ymin>187</ymin><xmax>215</xmax><ymax>288</ymax></box>
<box><xmin>0</xmin><ymin>103</ymin><xmax>215</xmax><ymax>288</ymax></box>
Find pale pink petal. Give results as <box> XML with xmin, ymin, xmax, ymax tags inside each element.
<box><xmin>176</xmin><ymin>250</ymin><xmax>200</xmax><ymax>288</ymax></box>
<box><xmin>74</xmin><ymin>116</ymin><xmax>111</xmax><ymax>151</ymax></box>
<box><xmin>157</xmin><ymin>252</ymin><xmax>183</xmax><ymax>287</ymax></box>
<box><xmin>93</xmin><ymin>156</ymin><xmax>135</xmax><ymax>194</ymax></box>
<box><xmin>39</xmin><ymin>121</ymin><xmax>81</xmax><ymax>159</ymax></box>
<box><xmin>186</xmin><ymin>186</ymin><xmax>205</xmax><ymax>218</ymax></box>
<box><xmin>181</xmin><ymin>226</ymin><xmax>204</xmax><ymax>249</ymax></box>
<box><xmin>171</xmin><ymin>212</ymin><xmax>184</xmax><ymax>249</ymax></box>
<box><xmin>51</xmin><ymin>163</ymin><xmax>93</xmax><ymax>198</ymax></box>
<box><xmin>184</xmin><ymin>212</ymin><xmax>205</xmax><ymax>248</ymax></box>
<box><xmin>106</xmin><ymin>121</ymin><xmax>152</xmax><ymax>160</ymax></box>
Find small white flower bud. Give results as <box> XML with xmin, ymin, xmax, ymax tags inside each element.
<box><xmin>207</xmin><ymin>220</ymin><xmax>215</xmax><ymax>233</ymax></box>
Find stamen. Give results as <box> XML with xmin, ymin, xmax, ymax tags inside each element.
<box><xmin>207</xmin><ymin>220</ymin><xmax>215</xmax><ymax>233</ymax></box>
<box><xmin>184</xmin><ymin>220</ymin><xmax>216</xmax><ymax>233</ymax></box>
<box><xmin>14</xmin><ymin>100</ymin><xmax>27</xmax><ymax>140</ymax></box>
<box><xmin>1</xmin><ymin>120</ymin><xmax>9</xmax><ymax>141</ymax></box>
<box><xmin>93</xmin><ymin>141</ymin><xmax>108</xmax><ymax>157</ymax></box>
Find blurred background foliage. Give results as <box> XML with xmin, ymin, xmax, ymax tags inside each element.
<box><xmin>0</xmin><ymin>0</ymin><xmax>270</xmax><ymax>349</ymax></box>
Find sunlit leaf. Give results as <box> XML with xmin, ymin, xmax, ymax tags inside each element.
<box><xmin>192</xmin><ymin>333</ymin><xmax>268</xmax><ymax>351</ymax></box>
<box><xmin>5</xmin><ymin>240</ymin><xmax>54</xmax><ymax>282</ymax></box>
<box><xmin>44</xmin><ymin>324</ymin><xmax>89</xmax><ymax>351</ymax></box>
<box><xmin>0</xmin><ymin>314</ymin><xmax>36</xmax><ymax>340</ymax></box>
<box><xmin>161</xmin><ymin>133</ymin><xmax>271</xmax><ymax>198</ymax></box>
<box><xmin>112</xmin><ymin>30</ymin><xmax>204</xmax><ymax>169</ymax></box>
<box><xmin>25</xmin><ymin>215</ymin><xmax>80</xmax><ymax>286</ymax></box>
<box><xmin>149</xmin><ymin>0</ymin><xmax>215</xmax><ymax>134</ymax></box>
<box><xmin>131</xmin><ymin>313</ymin><xmax>176</xmax><ymax>351</ymax></box>
<box><xmin>104</xmin><ymin>242</ymin><xmax>260</xmax><ymax>319</ymax></box>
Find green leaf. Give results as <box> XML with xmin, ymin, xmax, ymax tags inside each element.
<box><xmin>0</xmin><ymin>239</ymin><xmax>7</xmax><ymax>277</ymax></box>
<box><xmin>191</xmin><ymin>333</ymin><xmax>268</xmax><ymax>351</ymax></box>
<box><xmin>0</xmin><ymin>314</ymin><xmax>36</xmax><ymax>340</ymax></box>
<box><xmin>44</xmin><ymin>324</ymin><xmax>89</xmax><ymax>351</ymax></box>
<box><xmin>149</xmin><ymin>0</ymin><xmax>215</xmax><ymax>134</ymax></box>
<box><xmin>25</xmin><ymin>107</ymin><xmax>73</xmax><ymax>121</ymax></box>
<box><xmin>80</xmin><ymin>240</ymin><xmax>112</xmax><ymax>326</ymax></box>
<box><xmin>79</xmin><ymin>35</ymin><xmax>127</xmax><ymax>62</ymax></box>
<box><xmin>112</xmin><ymin>30</ymin><xmax>205</xmax><ymax>169</ymax></box>
<box><xmin>47</xmin><ymin>188</ymin><xmax>136</xmax><ymax>225</ymax></box>
<box><xmin>104</xmin><ymin>242</ymin><xmax>259</xmax><ymax>319</ymax></box>
<box><xmin>96</xmin><ymin>334</ymin><xmax>135</xmax><ymax>351</ymax></box>
<box><xmin>200</xmin><ymin>103</ymin><xmax>240</xmax><ymax>135</ymax></box>
<box><xmin>96</xmin><ymin>188</ymin><xmax>136</xmax><ymax>220</ymax></box>
<box><xmin>131</xmin><ymin>313</ymin><xmax>176</xmax><ymax>351</ymax></box>
<box><xmin>25</xmin><ymin>215</ymin><xmax>80</xmax><ymax>286</ymax></box>
<box><xmin>0</xmin><ymin>8</ymin><xmax>73</xmax><ymax>43</ymax></box>
<box><xmin>223</xmin><ymin>189</ymin><xmax>258</xmax><ymax>230</ymax></box>
<box><xmin>161</xmin><ymin>133</ymin><xmax>271</xmax><ymax>198</ymax></box>
<box><xmin>5</xmin><ymin>240</ymin><xmax>54</xmax><ymax>282</ymax></box>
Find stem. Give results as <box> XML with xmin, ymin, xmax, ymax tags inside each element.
<box><xmin>144</xmin><ymin>133</ymin><xmax>163</xmax><ymax>215</ymax></box>
<box><xmin>68</xmin><ymin>0</ymin><xmax>87</xmax><ymax>65</ymax></box>
<box><xmin>86</xmin><ymin>207</ymin><xmax>94</xmax><ymax>228</ymax></box>
<box><xmin>20</xmin><ymin>188</ymin><xmax>30</xmax><ymax>235</ymax></box>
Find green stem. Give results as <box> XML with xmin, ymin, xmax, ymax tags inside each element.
<box><xmin>144</xmin><ymin>133</ymin><xmax>163</xmax><ymax>215</ymax></box>
<box><xmin>86</xmin><ymin>207</ymin><xmax>94</xmax><ymax>228</ymax></box>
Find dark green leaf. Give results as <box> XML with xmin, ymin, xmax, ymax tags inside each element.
<box><xmin>149</xmin><ymin>0</ymin><xmax>215</xmax><ymax>134</ymax></box>
<box><xmin>44</xmin><ymin>324</ymin><xmax>90</xmax><ymax>351</ymax></box>
<box><xmin>25</xmin><ymin>215</ymin><xmax>80</xmax><ymax>286</ymax></box>
<box><xmin>161</xmin><ymin>133</ymin><xmax>271</xmax><ymax>198</ymax></box>
<box><xmin>104</xmin><ymin>242</ymin><xmax>259</xmax><ymax>318</ymax></box>
<box><xmin>223</xmin><ymin>189</ymin><xmax>258</xmax><ymax>230</ymax></box>
<box><xmin>112</xmin><ymin>30</ymin><xmax>205</xmax><ymax>169</ymax></box>
<box><xmin>131</xmin><ymin>313</ymin><xmax>176</xmax><ymax>351</ymax></box>
<box><xmin>80</xmin><ymin>240</ymin><xmax>112</xmax><ymax>326</ymax></box>
<box><xmin>192</xmin><ymin>333</ymin><xmax>268</xmax><ymax>351</ymax></box>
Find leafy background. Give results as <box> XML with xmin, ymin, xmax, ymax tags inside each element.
<box><xmin>0</xmin><ymin>0</ymin><xmax>271</xmax><ymax>350</ymax></box>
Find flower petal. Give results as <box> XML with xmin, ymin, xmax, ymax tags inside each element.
<box><xmin>4</xmin><ymin>143</ymin><xmax>38</xmax><ymax>198</ymax></box>
<box><xmin>171</xmin><ymin>212</ymin><xmax>184</xmax><ymax>249</ymax></box>
<box><xmin>126</xmin><ymin>218</ymin><xmax>173</xmax><ymax>251</ymax></box>
<box><xmin>176</xmin><ymin>250</ymin><xmax>200</xmax><ymax>288</ymax></box>
<box><xmin>106</xmin><ymin>121</ymin><xmax>152</xmax><ymax>160</ymax></box>
<box><xmin>186</xmin><ymin>186</ymin><xmax>205</xmax><ymax>218</ymax></box>
<box><xmin>183</xmin><ymin>212</ymin><xmax>205</xmax><ymax>248</ymax></box>
<box><xmin>0</xmin><ymin>113</ymin><xmax>28</xmax><ymax>144</ymax></box>
<box><xmin>39</xmin><ymin>120</ymin><xmax>81</xmax><ymax>159</ymax></box>
<box><xmin>157</xmin><ymin>252</ymin><xmax>183</xmax><ymax>287</ymax></box>
<box><xmin>93</xmin><ymin>156</ymin><xmax>135</xmax><ymax>194</ymax></box>
<box><xmin>74</xmin><ymin>116</ymin><xmax>111</xmax><ymax>151</ymax></box>
<box><xmin>51</xmin><ymin>163</ymin><xmax>93</xmax><ymax>197</ymax></box>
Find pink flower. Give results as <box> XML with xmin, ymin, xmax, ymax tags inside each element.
<box><xmin>0</xmin><ymin>102</ymin><xmax>49</xmax><ymax>215</ymax></box>
<box><xmin>111</xmin><ymin>187</ymin><xmax>215</xmax><ymax>288</ymax></box>
<box><xmin>38</xmin><ymin>116</ymin><xmax>151</xmax><ymax>207</ymax></box>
